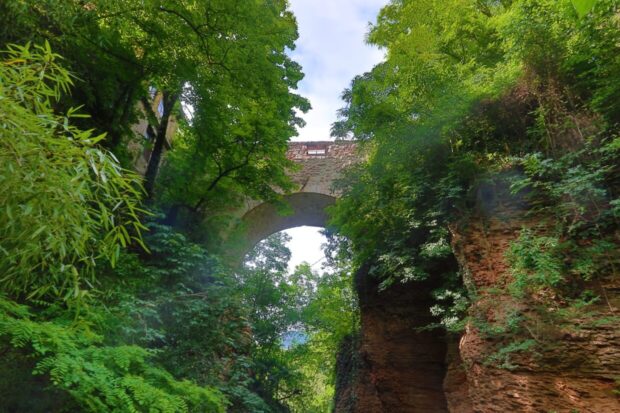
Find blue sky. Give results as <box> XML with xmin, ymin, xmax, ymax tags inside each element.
<box><xmin>288</xmin><ymin>0</ymin><xmax>387</xmax><ymax>142</ymax></box>
<box><xmin>284</xmin><ymin>0</ymin><xmax>388</xmax><ymax>271</ymax></box>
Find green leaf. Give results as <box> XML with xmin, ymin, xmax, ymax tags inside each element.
<box><xmin>571</xmin><ymin>0</ymin><xmax>597</xmax><ymax>17</ymax></box>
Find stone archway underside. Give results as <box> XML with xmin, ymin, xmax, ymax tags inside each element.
<box><xmin>241</xmin><ymin>192</ymin><xmax>336</xmax><ymax>252</ymax></box>
<box><xmin>230</xmin><ymin>141</ymin><xmax>360</xmax><ymax>257</ymax></box>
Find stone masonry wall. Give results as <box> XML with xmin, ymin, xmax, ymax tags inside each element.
<box><xmin>285</xmin><ymin>141</ymin><xmax>359</xmax><ymax>196</ymax></box>
<box><xmin>229</xmin><ymin>141</ymin><xmax>361</xmax><ymax>258</ymax></box>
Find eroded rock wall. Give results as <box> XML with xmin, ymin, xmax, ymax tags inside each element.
<box><xmin>446</xmin><ymin>205</ymin><xmax>620</xmax><ymax>413</ymax></box>
<box><xmin>334</xmin><ymin>266</ymin><xmax>450</xmax><ymax>412</ymax></box>
<box><xmin>335</xmin><ymin>198</ymin><xmax>620</xmax><ymax>412</ymax></box>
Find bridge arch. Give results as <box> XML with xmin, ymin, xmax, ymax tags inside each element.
<box><xmin>229</xmin><ymin>141</ymin><xmax>360</xmax><ymax>259</ymax></box>
<box><xmin>241</xmin><ymin>192</ymin><xmax>336</xmax><ymax>253</ymax></box>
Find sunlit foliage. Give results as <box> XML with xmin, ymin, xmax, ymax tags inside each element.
<box><xmin>330</xmin><ymin>0</ymin><xmax>619</xmax><ymax>362</ymax></box>
<box><xmin>0</xmin><ymin>43</ymin><xmax>145</xmax><ymax>303</ymax></box>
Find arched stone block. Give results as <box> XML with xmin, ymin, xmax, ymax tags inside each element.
<box><xmin>240</xmin><ymin>192</ymin><xmax>336</xmax><ymax>254</ymax></box>
<box><xmin>226</xmin><ymin>141</ymin><xmax>361</xmax><ymax>261</ymax></box>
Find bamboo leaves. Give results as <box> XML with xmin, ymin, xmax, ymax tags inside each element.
<box><xmin>0</xmin><ymin>43</ymin><xmax>146</xmax><ymax>303</ymax></box>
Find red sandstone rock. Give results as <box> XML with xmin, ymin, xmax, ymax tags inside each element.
<box><xmin>336</xmin><ymin>202</ymin><xmax>620</xmax><ymax>412</ymax></box>
<box><xmin>335</xmin><ymin>267</ymin><xmax>450</xmax><ymax>412</ymax></box>
<box><xmin>448</xmin><ymin>207</ymin><xmax>620</xmax><ymax>413</ymax></box>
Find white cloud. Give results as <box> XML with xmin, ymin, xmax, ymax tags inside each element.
<box><xmin>288</xmin><ymin>0</ymin><xmax>387</xmax><ymax>142</ymax></box>
<box><xmin>282</xmin><ymin>1</ymin><xmax>388</xmax><ymax>269</ymax></box>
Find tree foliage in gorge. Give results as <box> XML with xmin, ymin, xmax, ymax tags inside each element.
<box><xmin>0</xmin><ymin>1</ymin><xmax>326</xmax><ymax>410</ymax></box>
<box><xmin>0</xmin><ymin>43</ymin><xmax>227</xmax><ymax>412</ymax></box>
<box><xmin>238</xmin><ymin>233</ymin><xmax>358</xmax><ymax>412</ymax></box>
<box><xmin>0</xmin><ymin>54</ymin><xmax>347</xmax><ymax>407</ymax></box>
<box><xmin>0</xmin><ymin>10</ymin><xmax>348</xmax><ymax>410</ymax></box>
<box><xmin>0</xmin><ymin>0</ymin><xmax>309</xmax><ymax>204</ymax></box>
<box><xmin>330</xmin><ymin>0</ymin><xmax>619</xmax><ymax>357</ymax></box>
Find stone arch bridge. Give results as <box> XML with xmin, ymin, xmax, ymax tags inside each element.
<box><xmin>235</xmin><ymin>141</ymin><xmax>360</xmax><ymax>254</ymax></box>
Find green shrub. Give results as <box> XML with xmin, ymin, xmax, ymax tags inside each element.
<box><xmin>0</xmin><ymin>295</ymin><xmax>227</xmax><ymax>412</ymax></box>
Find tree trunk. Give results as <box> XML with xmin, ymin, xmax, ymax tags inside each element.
<box><xmin>163</xmin><ymin>204</ymin><xmax>181</xmax><ymax>226</ymax></box>
<box><xmin>144</xmin><ymin>91</ymin><xmax>178</xmax><ymax>198</ymax></box>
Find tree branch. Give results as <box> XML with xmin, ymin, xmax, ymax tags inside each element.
<box><xmin>144</xmin><ymin>91</ymin><xmax>179</xmax><ymax>197</ymax></box>
<box><xmin>156</xmin><ymin>6</ymin><xmax>233</xmax><ymax>73</ymax></box>
<box><xmin>193</xmin><ymin>137</ymin><xmax>260</xmax><ymax>211</ymax></box>
<box><xmin>157</xmin><ymin>6</ymin><xmax>212</xmax><ymax>58</ymax></box>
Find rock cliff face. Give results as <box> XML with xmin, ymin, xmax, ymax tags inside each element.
<box><xmin>335</xmin><ymin>199</ymin><xmax>620</xmax><ymax>412</ymax></box>
<box><xmin>335</xmin><ymin>267</ymin><xmax>450</xmax><ymax>412</ymax></box>
<box><xmin>445</xmin><ymin>204</ymin><xmax>620</xmax><ymax>413</ymax></box>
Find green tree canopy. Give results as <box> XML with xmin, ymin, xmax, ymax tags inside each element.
<box><xmin>0</xmin><ymin>0</ymin><xmax>310</xmax><ymax>206</ymax></box>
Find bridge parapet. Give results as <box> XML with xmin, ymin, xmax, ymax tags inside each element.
<box><xmin>285</xmin><ymin>141</ymin><xmax>359</xmax><ymax>196</ymax></box>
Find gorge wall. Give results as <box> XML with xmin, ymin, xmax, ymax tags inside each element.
<box><xmin>335</xmin><ymin>266</ymin><xmax>450</xmax><ymax>412</ymax></box>
<box><xmin>335</xmin><ymin>192</ymin><xmax>620</xmax><ymax>413</ymax></box>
